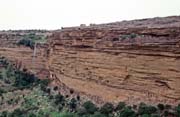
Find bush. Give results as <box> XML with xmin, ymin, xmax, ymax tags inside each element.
<box><xmin>17</xmin><ymin>39</ymin><xmax>35</xmax><ymax>49</ymax></box>
<box><xmin>91</xmin><ymin>112</ymin><xmax>105</xmax><ymax>117</ymax></box>
<box><xmin>142</xmin><ymin>114</ymin><xmax>151</xmax><ymax>117</ymax></box>
<box><xmin>69</xmin><ymin>98</ymin><xmax>77</xmax><ymax>111</ymax></box>
<box><xmin>13</xmin><ymin>71</ymin><xmax>38</xmax><ymax>89</ymax></box>
<box><xmin>138</xmin><ymin>103</ymin><xmax>157</xmax><ymax>115</ymax></box>
<box><xmin>157</xmin><ymin>103</ymin><xmax>164</xmax><ymax>111</ymax></box>
<box><xmin>76</xmin><ymin>95</ymin><xmax>80</xmax><ymax>101</ymax></box>
<box><xmin>53</xmin><ymin>86</ymin><xmax>58</xmax><ymax>91</ymax></box>
<box><xmin>119</xmin><ymin>107</ymin><xmax>136</xmax><ymax>117</ymax></box>
<box><xmin>10</xmin><ymin>108</ymin><xmax>24</xmax><ymax>117</ymax></box>
<box><xmin>116</xmin><ymin>102</ymin><xmax>126</xmax><ymax>111</ymax></box>
<box><xmin>54</xmin><ymin>94</ymin><xmax>65</xmax><ymax>105</ymax></box>
<box><xmin>176</xmin><ymin>104</ymin><xmax>180</xmax><ymax>117</ymax></box>
<box><xmin>151</xmin><ymin>114</ymin><xmax>160</xmax><ymax>117</ymax></box>
<box><xmin>60</xmin><ymin>112</ymin><xmax>79</xmax><ymax>117</ymax></box>
<box><xmin>0</xmin><ymin>111</ymin><xmax>8</xmax><ymax>117</ymax></box>
<box><xmin>82</xmin><ymin>101</ymin><xmax>98</xmax><ymax>114</ymax></box>
<box><xmin>100</xmin><ymin>103</ymin><xmax>114</xmax><ymax>115</ymax></box>
<box><xmin>130</xmin><ymin>33</ymin><xmax>137</xmax><ymax>39</ymax></box>
<box><xmin>0</xmin><ymin>88</ymin><xmax>6</xmax><ymax>96</ymax></box>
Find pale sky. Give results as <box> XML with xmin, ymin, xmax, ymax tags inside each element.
<box><xmin>0</xmin><ymin>0</ymin><xmax>180</xmax><ymax>30</ymax></box>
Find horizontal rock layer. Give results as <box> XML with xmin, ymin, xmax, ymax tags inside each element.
<box><xmin>48</xmin><ymin>26</ymin><xmax>180</xmax><ymax>104</ymax></box>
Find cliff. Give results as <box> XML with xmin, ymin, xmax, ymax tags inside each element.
<box><xmin>0</xmin><ymin>16</ymin><xmax>180</xmax><ymax>105</ymax></box>
<box><xmin>47</xmin><ymin>16</ymin><xmax>180</xmax><ymax>105</ymax></box>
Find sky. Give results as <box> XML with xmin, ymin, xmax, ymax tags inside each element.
<box><xmin>0</xmin><ymin>0</ymin><xmax>180</xmax><ymax>30</ymax></box>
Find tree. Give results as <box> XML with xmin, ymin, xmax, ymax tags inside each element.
<box><xmin>0</xmin><ymin>111</ymin><xmax>8</xmax><ymax>117</ymax></box>
<box><xmin>157</xmin><ymin>103</ymin><xmax>164</xmax><ymax>111</ymax></box>
<box><xmin>116</xmin><ymin>102</ymin><xmax>126</xmax><ymax>111</ymax></box>
<box><xmin>60</xmin><ymin>112</ymin><xmax>79</xmax><ymax>117</ymax></box>
<box><xmin>69</xmin><ymin>98</ymin><xmax>77</xmax><ymax>111</ymax></box>
<box><xmin>119</xmin><ymin>107</ymin><xmax>136</xmax><ymax>117</ymax></box>
<box><xmin>100</xmin><ymin>103</ymin><xmax>114</xmax><ymax>115</ymax></box>
<box><xmin>138</xmin><ymin>103</ymin><xmax>157</xmax><ymax>115</ymax></box>
<box><xmin>82</xmin><ymin>101</ymin><xmax>98</xmax><ymax>114</ymax></box>
<box><xmin>10</xmin><ymin>108</ymin><xmax>24</xmax><ymax>117</ymax></box>
<box><xmin>54</xmin><ymin>94</ymin><xmax>65</xmax><ymax>105</ymax></box>
<box><xmin>91</xmin><ymin>112</ymin><xmax>105</xmax><ymax>117</ymax></box>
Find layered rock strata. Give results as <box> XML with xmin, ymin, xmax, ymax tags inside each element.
<box><xmin>48</xmin><ymin>26</ymin><xmax>180</xmax><ymax>104</ymax></box>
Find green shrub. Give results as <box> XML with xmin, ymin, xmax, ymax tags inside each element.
<box><xmin>0</xmin><ymin>111</ymin><xmax>8</xmax><ymax>117</ymax></box>
<box><xmin>119</xmin><ymin>107</ymin><xmax>136</xmax><ymax>117</ymax></box>
<box><xmin>176</xmin><ymin>104</ymin><xmax>180</xmax><ymax>117</ymax></box>
<box><xmin>13</xmin><ymin>71</ymin><xmax>38</xmax><ymax>88</ymax></box>
<box><xmin>130</xmin><ymin>33</ymin><xmax>137</xmax><ymax>39</ymax></box>
<box><xmin>54</xmin><ymin>94</ymin><xmax>65</xmax><ymax>105</ymax></box>
<box><xmin>60</xmin><ymin>112</ymin><xmax>79</xmax><ymax>117</ymax></box>
<box><xmin>82</xmin><ymin>101</ymin><xmax>98</xmax><ymax>114</ymax></box>
<box><xmin>157</xmin><ymin>103</ymin><xmax>164</xmax><ymax>111</ymax></box>
<box><xmin>142</xmin><ymin>114</ymin><xmax>151</xmax><ymax>117</ymax></box>
<box><xmin>100</xmin><ymin>103</ymin><xmax>114</xmax><ymax>115</ymax></box>
<box><xmin>0</xmin><ymin>88</ymin><xmax>6</xmax><ymax>96</ymax></box>
<box><xmin>138</xmin><ymin>103</ymin><xmax>157</xmax><ymax>115</ymax></box>
<box><xmin>116</xmin><ymin>102</ymin><xmax>126</xmax><ymax>111</ymax></box>
<box><xmin>17</xmin><ymin>39</ymin><xmax>35</xmax><ymax>49</ymax></box>
<box><xmin>10</xmin><ymin>108</ymin><xmax>24</xmax><ymax>117</ymax></box>
<box><xmin>69</xmin><ymin>98</ymin><xmax>77</xmax><ymax>111</ymax></box>
<box><xmin>151</xmin><ymin>114</ymin><xmax>160</xmax><ymax>117</ymax></box>
<box><xmin>91</xmin><ymin>112</ymin><xmax>105</xmax><ymax>117</ymax></box>
<box><xmin>163</xmin><ymin>110</ymin><xmax>169</xmax><ymax>117</ymax></box>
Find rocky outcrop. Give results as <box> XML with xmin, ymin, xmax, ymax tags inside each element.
<box><xmin>48</xmin><ymin>19</ymin><xmax>180</xmax><ymax>105</ymax></box>
<box><xmin>0</xmin><ymin>16</ymin><xmax>180</xmax><ymax>105</ymax></box>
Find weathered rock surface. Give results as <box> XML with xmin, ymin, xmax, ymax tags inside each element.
<box><xmin>48</xmin><ymin>16</ymin><xmax>180</xmax><ymax>105</ymax></box>
<box><xmin>0</xmin><ymin>16</ymin><xmax>180</xmax><ymax>105</ymax></box>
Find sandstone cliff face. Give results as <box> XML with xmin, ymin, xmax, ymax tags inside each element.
<box><xmin>48</xmin><ymin>25</ymin><xmax>180</xmax><ymax>104</ymax></box>
<box><xmin>0</xmin><ymin>16</ymin><xmax>180</xmax><ymax>105</ymax></box>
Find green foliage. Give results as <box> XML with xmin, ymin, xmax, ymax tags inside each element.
<box><xmin>69</xmin><ymin>98</ymin><xmax>77</xmax><ymax>111</ymax></box>
<box><xmin>120</xmin><ymin>33</ymin><xmax>137</xmax><ymax>40</ymax></box>
<box><xmin>82</xmin><ymin>101</ymin><xmax>98</xmax><ymax>114</ymax></box>
<box><xmin>91</xmin><ymin>112</ymin><xmax>105</xmax><ymax>117</ymax></box>
<box><xmin>54</xmin><ymin>93</ymin><xmax>66</xmax><ymax>111</ymax></box>
<box><xmin>0</xmin><ymin>88</ymin><xmax>6</xmax><ymax>96</ymax></box>
<box><xmin>9</xmin><ymin>108</ymin><xmax>24</xmax><ymax>117</ymax></box>
<box><xmin>0</xmin><ymin>111</ymin><xmax>8</xmax><ymax>117</ymax></box>
<box><xmin>176</xmin><ymin>104</ymin><xmax>180</xmax><ymax>117</ymax></box>
<box><xmin>118</xmin><ymin>107</ymin><xmax>136</xmax><ymax>117</ymax></box>
<box><xmin>151</xmin><ymin>114</ymin><xmax>160</xmax><ymax>117</ymax></box>
<box><xmin>59</xmin><ymin>112</ymin><xmax>79</xmax><ymax>117</ymax></box>
<box><xmin>138</xmin><ymin>103</ymin><xmax>157</xmax><ymax>115</ymax></box>
<box><xmin>17</xmin><ymin>39</ymin><xmax>35</xmax><ymax>49</ymax></box>
<box><xmin>116</xmin><ymin>102</ymin><xmax>126</xmax><ymax>111</ymax></box>
<box><xmin>141</xmin><ymin>114</ymin><xmax>151</xmax><ymax>117</ymax></box>
<box><xmin>100</xmin><ymin>103</ymin><xmax>114</xmax><ymax>115</ymax></box>
<box><xmin>129</xmin><ymin>33</ymin><xmax>137</xmax><ymax>39</ymax></box>
<box><xmin>13</xmin><ymin>70</ymin><xmax>38</xmax><ymax>88</ymax></box>
<box><xmin>157</xmin><ymin>103</ymin><xmax>164</xmax><ymax>111</ymax></box>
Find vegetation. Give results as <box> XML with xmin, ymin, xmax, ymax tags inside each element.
<box><xmin>120</xmin><ymin>33</ymin><xmax>137</xmax><ymax>40</ymax></box>
<box><xmin>17</xmin><ymin>33</ymin><xmax>47</xmax><ymax>49</ymax></box>
<box><xmin>17</xmin><ymin>39</ymin><xmax>35</xmax><ymax>49</ymax></box>
<box><xmin>0</xmin><ymin>56</ymin><xmax>179</xmax><ymax>117</ymax></box>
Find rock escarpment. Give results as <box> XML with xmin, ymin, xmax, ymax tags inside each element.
<box><xmin>0</xmin><ymin>16</ymin><xmax>180</xmax><ymax>105</ymax></box>
<box><xmin>48</xmin><ymin>17</ymin><xmax>180</xmax><ymax>105</ymax></box>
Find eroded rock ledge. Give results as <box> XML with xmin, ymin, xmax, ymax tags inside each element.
<box><xmin>47</xmin><ymin>25</ymin><xmax>180</xmax><ymax>105</ymax></box>
<box><xmin>0</xmin><ymin>16</ymin><xmax>180</xmax><ymax>105</ymax></box>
